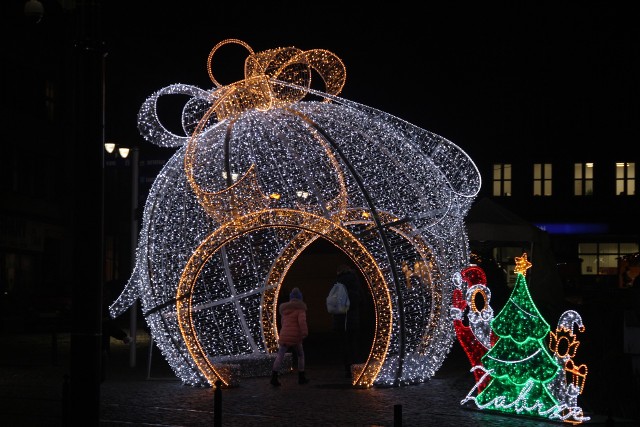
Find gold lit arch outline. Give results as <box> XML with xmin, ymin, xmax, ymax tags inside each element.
<box><xmin>176</xmin><ymin>209</ymin><xmax>392</xmax><ymax>388</ymax></box>
<box><xmin>175</xmin><ymin>40</ymin><xmax>448</xmax><ymax>388</ymax></box>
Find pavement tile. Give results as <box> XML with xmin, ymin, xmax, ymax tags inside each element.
<box><xmin>1</xmin><ymin>331</ymin><xmax>638</xmax><ymax>426</ymax></box>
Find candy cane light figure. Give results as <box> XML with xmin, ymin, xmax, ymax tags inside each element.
<box><xmin>451</xmin><ymin>265</ymin><xmax>497</xmax><ymax>391</ymax></box>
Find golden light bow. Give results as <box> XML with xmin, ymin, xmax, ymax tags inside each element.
<box><xmin>112</xmin><ymin>38</ymin><xmax>482</xmax><ymax>392</ymax></box>
<box><xmin>206</xmin><ymin>38</ymin><xmax>346</xmax><ymax>121</ymax></box>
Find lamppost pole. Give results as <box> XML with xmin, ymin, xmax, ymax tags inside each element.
<box><xmin>104</xmin><ymin>140</ymin><xmax>137</xmax><ymax>366</ymax></box>
<box><xmin>69</xmin><ymin>0</ymin><xmax>104</xmax><ymax>424</ymax></box>
<box><xmin>129</xmin><ymin>146</ymin><xmax>139</xmax><ymax>367</ymax></box>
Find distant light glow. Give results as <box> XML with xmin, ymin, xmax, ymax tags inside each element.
<box><xmin>118</xmin><ymin>147</ymin><xmax>130</xmax><ymax>158</ymax></box>
<box><xmin>535</xmin><ymin>223</ymin><xmax>609</xmax><ymax>234</ymax></box>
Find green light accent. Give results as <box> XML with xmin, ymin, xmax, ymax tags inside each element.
<box><xmin>476</xmin><ymin>272</ymin><xmax>561</xmax><ymax>416</ymax></box>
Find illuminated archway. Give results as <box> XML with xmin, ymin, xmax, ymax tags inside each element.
<box><xmin>110</xmin><ymin>40</ymin><xmax>481</xmax><ymax>388</ymax></box>
<box><xmin>177</xmin><ymin>209</ymin><xmax>391</xmax><ymax>387</ymax></box>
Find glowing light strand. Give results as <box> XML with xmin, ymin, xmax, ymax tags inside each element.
<box><xmin>460</xmin><ymin>254</ymin><xmax>590</xmax><ymax>424</ymax></box>
<box><xmin>110</xmin><ymin>39</ymin><xmax>481</xmax><ymax>388</ymax></box>
<box><xmin>450</xmin><ymin>265</ymin><xmax>497</xmax><ymax>392</ymax></box>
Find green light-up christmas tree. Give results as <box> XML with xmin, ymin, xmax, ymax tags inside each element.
<box><xmin>474</xmin><ymin>253</ymin><xmax>561</xmax><ymax>416</ymax></box>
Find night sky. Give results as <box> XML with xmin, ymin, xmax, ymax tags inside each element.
<box><xmin>98</xmin><ymin>2</ymin><xmax>638</xmax><ymax>165</ymax></box>
<box><xmin>9</xmin><ymin>2</ymin><xmax>640</xmax><ymax>165</ymax></box>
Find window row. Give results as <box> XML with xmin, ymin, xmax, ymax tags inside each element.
<box><xmin>492</xmin><ymin>162</ymin><xmax>636</xmax><ymax>197</ymax></box>
<box><xmin>578</xmin><ymin>242</ymin><xmax>639</xmax><ymax>276</ymax></box>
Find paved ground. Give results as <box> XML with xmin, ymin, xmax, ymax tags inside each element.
<box><xmin>0</xmin><ymin>329</ymin><xmax>638</xmax><ymax>426</ymax></box>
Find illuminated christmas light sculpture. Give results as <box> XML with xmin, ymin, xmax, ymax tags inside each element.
<box><xmin>450</xmin><ymin>265</ymin><xmax>497</xmax><ymax>392</ymax></box>
<box><xmin>462</xmin><ymin>254</ymin><xmax>590</xmax><ymax>424</ymax></box>
<box><xmin>110</xmin><ymin>39</ymin><xmax>481</xmax><ymax>388</ymax></box>
<box><xmin>548</xmin><ymin>310</ymin><xmax>589</xmax><ymax>422</ymax></box>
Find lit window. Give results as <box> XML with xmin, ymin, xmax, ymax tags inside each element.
<box><xmin>579</xmin><ymin>242</ymin><xmax>639</xmax><ymax>276</ymax></box>
<box><xmin>533</xmin><ymin>163</ymin><xmax>552</xmax><ymax>196</ymax></box>
<box><xmin>492</xmin><ymin>164</ymin><xmax>512</xmax><ymax>196</ymax></box>
<box><xmin>574</xmin><ymin>163</ymin><xmax>594</xmax><ymax>196</ymax></box>
<box><xmin>616</xmin><ymin>162</ymin><xmax>635</xmax><ymax>195</ymax></box>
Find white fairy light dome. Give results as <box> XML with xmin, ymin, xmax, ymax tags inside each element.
<box><xmin>110</xmin><ymin>39</ymin><xmax>481</xmax><ymax>388</ymax></box>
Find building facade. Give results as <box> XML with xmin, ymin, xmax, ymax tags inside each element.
<box><xmin>477</xmin><ymin>157</ymin><xmax>638</xmax><ymax>291</ymax></box>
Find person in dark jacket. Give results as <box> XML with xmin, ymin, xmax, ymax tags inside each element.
<box><xmin>332</xmin><ymin>264</ymin><xmax>361</xmax><ymax>378</ymax></box>
<box><xmin>270</xmin><ymin>287</ymin><xmax>309</xmax><ymax>386</ymax></box>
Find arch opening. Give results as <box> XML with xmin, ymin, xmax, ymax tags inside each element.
<box><xmin>278</xmin><ymin>237</ymin><xmax>376</xmax><ymax>368</ymax></box>
<box><xmin>176</xmin><ymin>209</ymin><xmax>393</xmax><ymax>387</ymax></box>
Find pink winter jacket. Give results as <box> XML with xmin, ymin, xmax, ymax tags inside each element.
<box><xmin>277</xmin><ymin>299</ymin><xmax>308</xmax><ymax>346</ymax></box>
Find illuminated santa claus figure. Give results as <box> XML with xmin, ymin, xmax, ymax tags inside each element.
<box><xmin>451</xmin><ymin>265</ymin><xmax>497</xmax><ymax>390</ymax></box>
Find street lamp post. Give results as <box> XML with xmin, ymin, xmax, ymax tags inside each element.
<box><xmin>129</xmin><ymin>146</ymin><xmax>139</xmax><ymax>368</ymax></box>
<box><xmin>24</xmin><ymin>1</ymin><xmax>106</xmax><ymax>423</ymax></box>
<box><xmin>69</xmin><ymin>1</ymin><xmax>105</xmax><ymax>424</ymax></box>
<box><xmin>104</xmin><ymin>142</ymin><xmax>139</xmax><ymax>368</ymax></box>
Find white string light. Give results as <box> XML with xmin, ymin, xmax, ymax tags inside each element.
<box><xmin>459</xmin><ymin>256</ymin><xmax>590</xmax><ymax>424</ymax></box>
<box><xmin>110</xmin><ymin>40</ymin><xmax>481</xmax><ymax>388</ymax></box>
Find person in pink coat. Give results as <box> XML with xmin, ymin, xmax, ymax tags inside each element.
<box><xmin>270</xmin><ymin>287</ymin><xmax>309</xmax><ymax>386</ymax></box>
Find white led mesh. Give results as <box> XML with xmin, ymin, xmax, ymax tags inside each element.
<box><xmin>110</xmin><ymin>41</ymin><xmax>481</xmax><ymax>387</ymax></box>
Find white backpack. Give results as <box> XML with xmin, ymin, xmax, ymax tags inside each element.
<box><xmin>326</xmin><ymin>281</ymin><xmax>350</xmax><ymax>314</ymax></box>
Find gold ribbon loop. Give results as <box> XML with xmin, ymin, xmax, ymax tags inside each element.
<box><xmin>205</xmin><ymin>39</ymin><xmax>347</xmax><ymax>120</ymax></box>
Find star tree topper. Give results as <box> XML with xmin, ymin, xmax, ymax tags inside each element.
<box><xmin>514</xmin><ymin>253</ymin><xmax>532</xmax><ymax>276</ymax></box>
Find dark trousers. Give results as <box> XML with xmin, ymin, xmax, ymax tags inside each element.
<box><xmin>335</xmin><ymin>327</ymin><xmax>360</xmax><ymax>369</ymax></box>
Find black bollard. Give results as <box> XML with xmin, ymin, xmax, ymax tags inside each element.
<box><xmin>394</xmin><ymin>403</ymin><xmax>402</xmax><ymax>426</ymax></box>
<box><xmin>62</xmin><ymin>374</ymin><xmax>70</xmax><ymax>426</ymax></box>
<box><xmin>605</xmin><ymin>408</ymin><xmax>614</xmax><ymax>427</ymax></box>
<box><xmin>214</xmin><ymin>379</ymin><xmax>222</xmax><ymax>427</ymax></box>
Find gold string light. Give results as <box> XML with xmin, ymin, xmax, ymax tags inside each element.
<box><xmin>110</xmin><ymin>39</ymin><xmax>482</xmax><ymax>389</ymax></box>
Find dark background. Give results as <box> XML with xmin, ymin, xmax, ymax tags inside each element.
<box><xmin>97</xmin><ymin>2</ymin><xmax>639</xmax><ymax>165</ymax></box>
<box><xmin>2</xmin><ymin>2</ymin><xmax>639</xmax><ymax>424</ymax></box>
<box><xmin>6</xmin><ymin>2</ymin><xmax>638</xmax><ymax>164</ymax></box>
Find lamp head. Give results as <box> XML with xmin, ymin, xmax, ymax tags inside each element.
<box><xmin>118</xmin><ymin>147</ymin><xmax>130</xmax><ymax>158</ymax></box>
<box><xmin>24</xmin><ymin>0</ymin><xmax>44</xmax><ymax>24</ymax></box>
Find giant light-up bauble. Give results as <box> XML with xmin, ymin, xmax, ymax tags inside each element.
<box><xmin>110</xmin><ymin>40</ymin><xmax>481</xmax><ymax>388</ymax></box>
